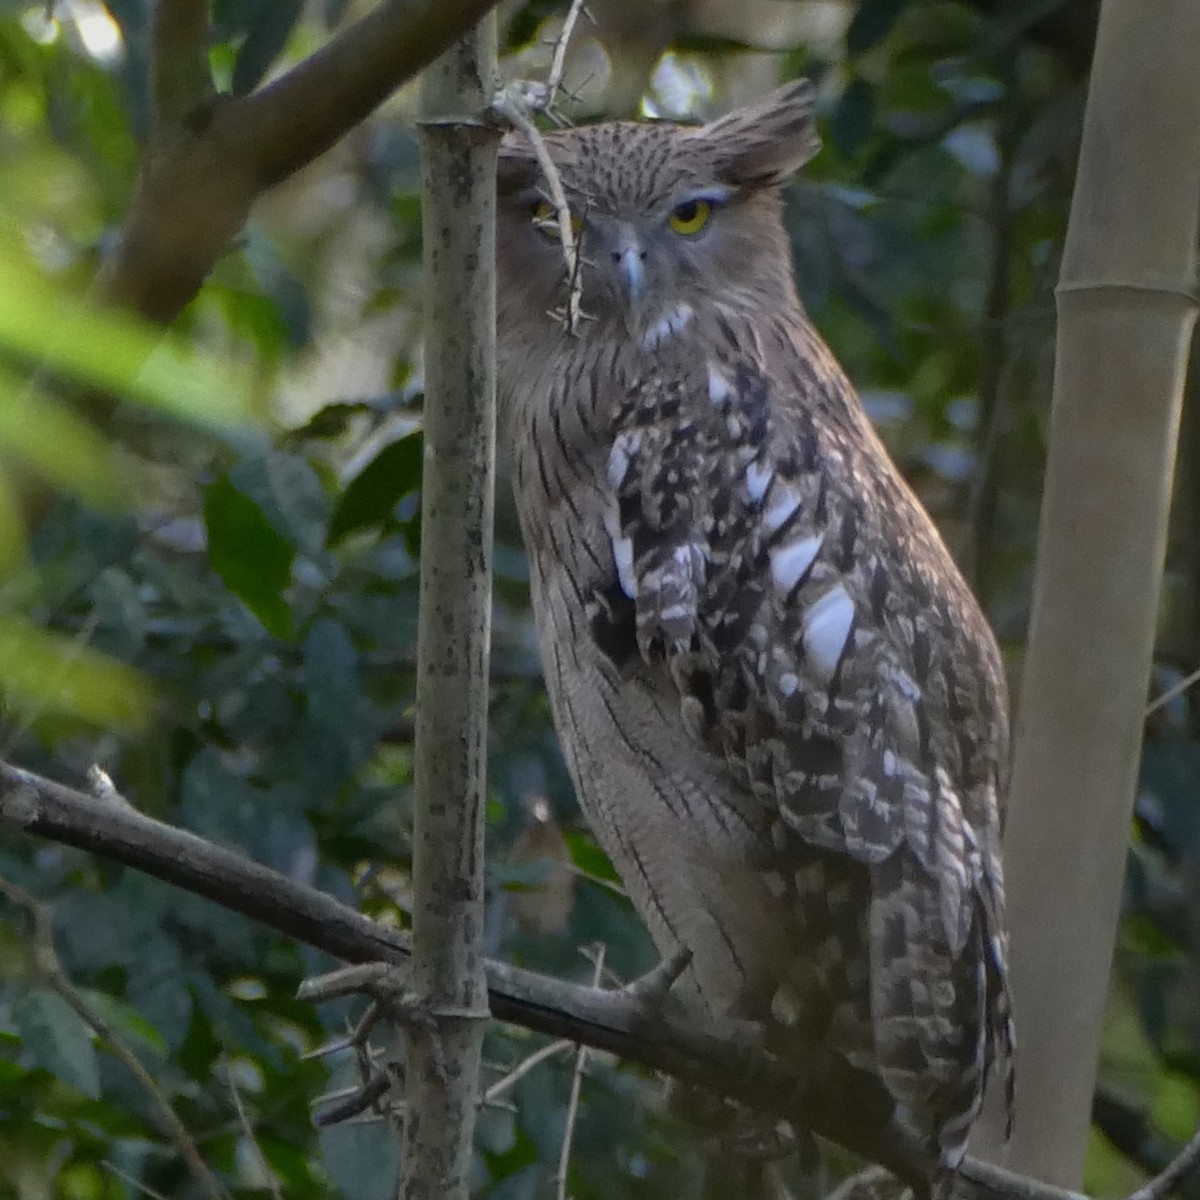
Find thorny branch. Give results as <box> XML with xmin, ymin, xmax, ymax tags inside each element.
<box><xmin>4</xmin><ymin>760</ymin><xmax>1200</xmax><ymax>1200</ymax></box>
<box><xmin>491</xmin><ymin>0</ymin><xmax>594</xmax><ymax>333</ymax></box>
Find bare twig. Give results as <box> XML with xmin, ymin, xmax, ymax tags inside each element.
<box><xmin>0</xmin><ymin>874</ymin><xmax>226</xmax><ymax>1200</ymax></box>
<box><xmin>491</xmin><ymin>89</ymin><xmax>584</xmax><ymax>332</ymax></box>
<box><xmin>101</xmin><ymin>1160</ymin><xmax>172</xmax><ymax>1200</ymax></box>
<box><xmin>1145</xmin><ymin>665</ymin><xmax>1200</xmax><ymax>716</ymax></box>
<box><xmin>545</xmin><ymin>0</ymin><xmax>591</xmax><ymax>101</ymax></box>
<box><xmin>1129</xmin><ymin>1129</ymin><xmax>1200</xmax><ymax>1200</ymax></box>
<box><xmin>489</xmin><ymin>0</ymin><xmax>593</xmax><ymax>333</ymax></box>
<box><xmin>482</xmin><ymin>1039</ymin><xmax>574</xmax><ymax>1105</ymax></box>
<box><xmin>316</xmin><ymin>1070</ymin><xmax>393</xmax><ymax>1125</ymax></box>
<box><xmin>222</xmin><ymin>1055</ymin><xmax>283</xmax><ymax>1200</ymax></box>
<box><xmin>556</xmin><ymin>946</ymin><xmax>605</xmax><ymax>1200</ymax></box>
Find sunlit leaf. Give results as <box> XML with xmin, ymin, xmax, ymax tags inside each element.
<box><xmin>0</xmin><ymin>252</ymin><xmax>260</xmax><ymax>427</ymax></box>
<box><xmin>0</xmin><ymin>470</ymin><xmax>28</xmax><ymax>576</ymax></box>
<box><xmin>0</xmin><ymin>367</ymin><xmax>128</xmax><ymax>509</ymax></box>
<box><xmin>0</xmin><ymin>613</ymin><xmax>156</xmax><ymax>729</ymax></box>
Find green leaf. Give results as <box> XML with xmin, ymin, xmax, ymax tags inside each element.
<box><xmin>230</xmin><ymin>451</ymin><xmax>329</xmax><ymax>556</ymax></box>
<box><xmin>232</xmin><ymin>0</ymin><xmax>304</xmax><ymax>95</ymax></box>
<box><xmin>0</xmin><ymin>614</ymin><xmax>156</xmax><ymax>729</ymax></box>
<box><xmin>328</xmin><ymin>432</ymin><xmax>422</xmax><ymax>544</ymax></box>
<box><xmin>287</xmin><ymin>401</ymin><xmax>374</xmax><ymax>443</ymax></box>
<box><xmin>481</xmin><ymin>1121</ymin><xmax>538</xmax><ymax>1182</ymax></box>
<box><xmin>204</xmin><ymin>474</ymin><xmax>294</xmax><ymax>637</ymax></box>
<box><xmin>566</xmin><ymin>832</ymin><xmax>621</xmax><ymax>885</ymax></box>
<box><xmin>1152</xmin><ymin>1072</ymin><xmax>1200</xmax><ymax>1143</ymax></box>
<box><xmin>845</xmin><ymin>0</ymin><xmax>908</xmax><ymax>56</ymax></box>
<box><xmin>831</xmin><ymin>77</ymin><xmax>876</xmax><ymax>157</ymax></box>
<box><xmin>0</xmin><ymin>252</ymin><xmax>260</xmax><ymax>428</ymax></box>
<box><xmin>75</xmin><ymin>989</ymin><xmax>168</xmax><ymax>1059</ymax></box>
<box><xmin>13</xmin><ymin>988</ymin><xmax>100</xmax><ymax>1099</ymax></box>
<box><xmin>0</xmin><ymin>369</ymin><xmax>128</xmax><ymax>510</ymax></box>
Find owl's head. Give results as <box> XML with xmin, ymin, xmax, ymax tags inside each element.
<box><xmin>496</xmin><ymin>80</ymin><xmax>819</xmax><ymax>342</ymax></box>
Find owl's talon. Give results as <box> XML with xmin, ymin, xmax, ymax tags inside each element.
<box><xmin>623</xmin><ymin>946</ymin><xmax>692</xmax><ymax>1014</ymax></box>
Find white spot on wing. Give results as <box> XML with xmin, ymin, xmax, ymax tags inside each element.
<box><xmin>892</xmin><ymin>669</ymin><xmax>921</xmax><ymax>701</ymax></box>
<box><xmin>803</xmin><ymin>584</ymin><xmax>855</xmax><ymax>677</ymax></box>
<box><xmin>745</xmin><ymin>460</ymin><xmax>773</xmax><ymax>503</ymax></box>
<box><xmin>761</xmin><ymin>484</ymin><xmax>802</xmax><ymax>535</ymax></box>
<box><xmin>770</xmin><ymin>534</ymin><xmax>824</xmax><ymax>593</ymax></box>
<box><xmin>603</xmin><ymin>502</ymin><xmax>638</xmax><ymax>598</ymax></box>
<box><xmin>612</xmin><ymin>538</ymin><xmax>637</xmax><ymax>598</ymax></box>
<box><xmin>606</xmin><ymin>432</ymin><xmax>641</xmax><ymax>489</ymax></box>
<box><xmin>707</xmin><ymin>364</ymin><xmax>731</xmax><ymax>406</ymax></box>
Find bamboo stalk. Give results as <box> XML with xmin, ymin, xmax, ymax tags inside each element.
<box><xmin>399</xmin><ymin>18</ymin><xmax>499</xmax><ymax>1200</ymax></box>
<box><xmin>974</xmin><ymin>0</ymin><xmax>1200</xmax><ymax>1184</ymax></box>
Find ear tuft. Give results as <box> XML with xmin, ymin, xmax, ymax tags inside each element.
<box><xmin>693</xmin><ymin>79</ymin><xmax>820</xmax><ymax>188</ymax></box>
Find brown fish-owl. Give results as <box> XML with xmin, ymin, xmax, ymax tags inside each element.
<box><xmin>493</xmin><ymin>80</ymin><xmax>1014</xmax><ymax>1166</ymax></box>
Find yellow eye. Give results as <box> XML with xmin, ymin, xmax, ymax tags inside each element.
<box><xmin>668</xmin><ymin>198</ymin><xmax>712</xmax><ymax>235</ymax></box>
<box><xmin>532</xmin><ymin>200</ymin><xmax>584</xmax><ymax>239</ymax></box>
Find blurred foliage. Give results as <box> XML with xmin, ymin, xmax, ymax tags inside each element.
<box><xmin>0</xmin><ymin>0</ymin><xmax>1196</xmax><ymax>1197</ymax></box>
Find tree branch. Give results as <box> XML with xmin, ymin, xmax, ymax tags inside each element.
<box><xmin>242</xmin><ymin>0</ymin><xmax>500</xmax><ymax>187</ymax></box>
<box><xmin>5</xmin><ymin>760</ymin><xmax>1199</xmax><ymax>1200</ymax></box>
<box><xmin>148</xmin><ymin>0</ymin><xmax>215</xmax><ymax>128</ymax></box>
<box><xmin>96</xmin><ymin>0</ymin><xmax>503</xmax><ymax>324</ymax></box>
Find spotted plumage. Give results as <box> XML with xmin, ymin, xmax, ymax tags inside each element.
<box><xmin>494</xmin><ymin>79</ymin><xmax>1013</xmax><ymax>1168</ymax></box>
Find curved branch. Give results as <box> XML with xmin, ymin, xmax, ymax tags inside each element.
<box><xmin>149</xmin><ymin>0</ymin><xmax>215</xmax><ymax>128</ymax></box>
<box><xmin>0</xmin><ymin>758</ymin><xmax>1187</xmax><ymax>1200</ymax></box>
<box><xmin>97</xmin><ymin>0</ymin><xmax>502</xmax><ymax>324</ymax></box>
<box><xmin>242</xmin><ymin>0</ymin><xmax>501</xmax><ymax>187</ymax></box>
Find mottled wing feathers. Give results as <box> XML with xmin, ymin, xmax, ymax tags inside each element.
<box><xmin>592</xmin><ymin>321</ymin><xmax>1013</xmax><ymax>1163</ymax></box>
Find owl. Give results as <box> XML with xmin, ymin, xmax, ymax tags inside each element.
<box><xmin>494</xmin><ymin>80</ymin><xmax>1014</xmax><ymax>1169</ymax></box>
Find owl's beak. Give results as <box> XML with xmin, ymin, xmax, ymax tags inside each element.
<box><xmin>613</xmin><ymin>225</ymin><xmax>645</xmax><ymax>306</ymax></box>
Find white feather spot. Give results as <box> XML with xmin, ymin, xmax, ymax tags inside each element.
<box><xmin>603</xmin><ymin>502</ymin><xmax>638</xmax><ymax>599</ymax></box>
<box><xmin>612</xmin><ymin>537</ymin><xmax>636</xmax><ymax>598</ymax></box>
<box><xmin>606</xmin><ymin>449</ymin><xmax>628</xmax><ymax>489</ymax></box>
<box><xmin>744</xmin><ymin>460</ymin><xmax>773</xmax><ymax>503</ymax></box>
<box><xmin>770</xmin><ymin>533</ymin><xmax>824</xmax><ymax>593</ymax></box>
<box><xmin>707</xmin><ymin>363</ymin><xmax>732</xmax><ymax>406</ymax></box>
<box><xmin>803</xmin><ymin>584</ymin><xmax>855</xmax><ymax>677</ymax></box>
<box><xmin>642</xmin><ymin>302</ymin><xmax>694</xmax><ymax>349</ymax></box>
<box><xmin>778</xmin><ymin>672</ymin><xmax>799</xmax><ymax>697</ymax></box>
<box><xmin>761</xmin><ymin>484</ymin><xmax>802</xmax><ymax>535</ymax></box>
<box><xmin>770</xmin><ymin>983</ymin><xmax>802</xmax><ymax>1027</ymax></box>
